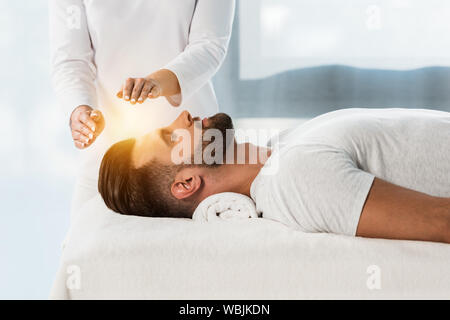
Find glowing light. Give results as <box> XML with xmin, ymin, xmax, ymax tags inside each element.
<box><xmin>105</xmin><ymin>98</ymin><xmax>181</xmax><ymax>141</ymax></box>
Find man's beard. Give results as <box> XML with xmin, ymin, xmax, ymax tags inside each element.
<box><xmin>195</xmin><ymin>113</ymin><xmax>235</xmax><ymax>165</ymax></box>
<box><xmin>204</xmin><ymin>113</ymin><xmax>234</xmax><ymax>139</ymax></box>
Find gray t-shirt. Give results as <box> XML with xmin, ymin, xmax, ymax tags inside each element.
<box><xmin>250</xmin><ymin>108</ymin><xmax>450</xmax><ymax>236</ymax></box>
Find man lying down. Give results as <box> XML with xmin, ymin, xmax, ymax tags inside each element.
<box><xmin>98</xmin><ymin>108</ymin><xmax>450</xmax><ymax>244</ymax></box>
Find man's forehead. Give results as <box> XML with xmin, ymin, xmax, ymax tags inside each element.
<box><xmin>132</xmin><ymin>132</ymin><xmax>155</xmax><ymax>168</ymax></box>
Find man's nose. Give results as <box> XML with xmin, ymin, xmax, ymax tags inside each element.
<box><xmin>181</xmin><ymin>110</ymin><xmax>193</xmax><ymax>126</ymax></box>
<box><xmin>170</xmin><ymin>110</ymin><xmax>192</xmax><ymax>129</ymax></box>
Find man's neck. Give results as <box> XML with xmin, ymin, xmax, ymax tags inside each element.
<box><xmin>203</xmin><ymin>142</ymin><xmax>271</xmax><ymax>198</ymax></box>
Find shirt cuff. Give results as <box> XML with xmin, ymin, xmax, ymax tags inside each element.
<box><xmin>163</xmin><ymin>61</ymin><xmax>195</xmax><ymax>107</ymax></box>
<box><xmin>58</xmin><ymin>92</ymin><xmax>98</xmax><ymax>124</ymax></box>
<box><xmin>347</xmin><ymin>173</ymin><xmax>376</xmax><ymax>236</ymax></box>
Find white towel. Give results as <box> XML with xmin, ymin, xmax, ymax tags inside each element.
<box><xmin>192</xmin><ymin>192</ymin><xmax>260</xmax><ymax>222</ymax></box>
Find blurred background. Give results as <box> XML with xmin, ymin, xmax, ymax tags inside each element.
<box><xmin>1</xmin><ymin>0</ymin><xmax>450</xmax><ymax>299</ymax></box>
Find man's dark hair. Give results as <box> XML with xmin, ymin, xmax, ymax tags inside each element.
<box><xmin>98</xmin><ymin>139</ymin><xmax>198</xmax><ymax>218</ymax></box>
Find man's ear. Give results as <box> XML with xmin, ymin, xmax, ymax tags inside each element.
<box><xmin>170</xmin><ymin>169</ymin><xmax>202</xmax><ymax>200</ymax></box>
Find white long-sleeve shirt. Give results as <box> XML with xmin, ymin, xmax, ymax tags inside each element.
<box><xmin>49</xmin><ymin>0</ymin><xmax>235</xmax><ymax>140</ymax></box>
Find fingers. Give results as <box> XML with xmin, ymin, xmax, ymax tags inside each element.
<box><xmin>72</xmin><ymin>130</ymin><xmax>91</xmax><ymax>144</ymax></box>
<box><xmin>149</xmin><ymin>83</ymin><xmax>161</xmax><ymax>99</ymax></box>
<box><xmin>74</xmin><ymin>140</ymin><xmax>86</xmax><ymax>149</ymax></box>
<box><xmin>72</xmin><ymin>123</ymin><xmax>100</xmax><ymax>149</ymax></box>
<box><xmin>130</xmin><ymin>78</ymin><xmax>145</xmax><ymax>104</ymax></box>
<box><xmin>116</xmin><ymin>85</ymin><xmax>123</xmax><ymax>99</ymax></box>
<box><xmin>72</xmin><ymin>122</ymin><xmax>94</xmax><ymax>140</ymax></box>
<box><xmin>117</xmin><ymin>78</ymin><xmax>161</xmax><ymax>104</ymax></box>
<box><xmin>138</xmin><ymin>81</ymin><xmax>154</xmax><ymax>103</ymax></box>
<box><xmin>70</xmin><ymin>108</ymin><xmax>105</xmax><ymax>150</ymax></box>
<box><xmin>122</xmin><ymin>78</ymin><xmax>135</xmax><ymax>101</ymax></box>
<box><xmin>90</xmin><ymin>110</ymin><xmax>105</xmax><ymax>135</ymax></box>
<box><xmin>72</xmin><ymin>129</ymin><xmax>92</xmax><ymax>150</ymax></box>
<box><xmin>79</xmin><ymin>111</ymin><xmax>97</xmax><ymax>132</ymax></box>
<box><xmin>90</xmin><ymin>110</ymin><xmax>102</xmax><ymax>122</ymax></box>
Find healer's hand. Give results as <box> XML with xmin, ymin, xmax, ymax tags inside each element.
<box><xmin>69</xmin><ymin>105</ymin><xmax>105</xmax><ymax>149</ymax></box>
<box><xmin>116</xmin><ymin>77</ymin><xmax>162</xmax><ymax>105</ymax></box>
<box><xmin>116</xmin><ymin>69</ymin><xmax>181</xmax><ymax>106</ymax></box>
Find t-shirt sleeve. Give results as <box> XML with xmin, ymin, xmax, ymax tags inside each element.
<box><xmin>274</xmin><ymin>145</ymin><xmax>375</xmax><ymax>236</ymax></box>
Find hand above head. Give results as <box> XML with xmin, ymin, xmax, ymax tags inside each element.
<box><xmin>70</xmin><ymin>105</ymin><xmax>105</xmax><ymax>149</ymax></box>
<box><xmin>116</xmin><ymin>77</ymin><xmax>162</xmax><ymax>105</ymax></box>
<box><xmin>116</xmin><ymin>69</ymin><xmax>180</xmax><ymax>105</ymax></box>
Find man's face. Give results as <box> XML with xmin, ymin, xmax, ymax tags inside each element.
<box><xmin>132</xmin><ymin>111</ymin><xmax>234</xmax><ymax>168</ymax></box>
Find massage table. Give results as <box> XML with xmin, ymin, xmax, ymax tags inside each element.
<box><xmin>50</xmin><ymin>193</ymin><xmax>450</xmax><ymax>299</ymax></box>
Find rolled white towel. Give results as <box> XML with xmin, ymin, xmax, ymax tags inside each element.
<box><xmin>192</xmin><ymin>192</ymin><xmax>260</xmax><ymax>222</ymax></box>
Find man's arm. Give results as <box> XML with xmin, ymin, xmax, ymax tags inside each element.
<box><xmin>356</xmin><ymin>177</ymin><xmax>450</xmax><ymax>243</ymax></box>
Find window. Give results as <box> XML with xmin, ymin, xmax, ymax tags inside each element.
<box><xmin>214</xmin><ymin>0</ymin><xmax>450</xmax><ymax>118</ymax></box>
<box><xmin>240</xmin><ymin>0</ymin><xmax>450</xmax><ymax>79</ymax></box>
